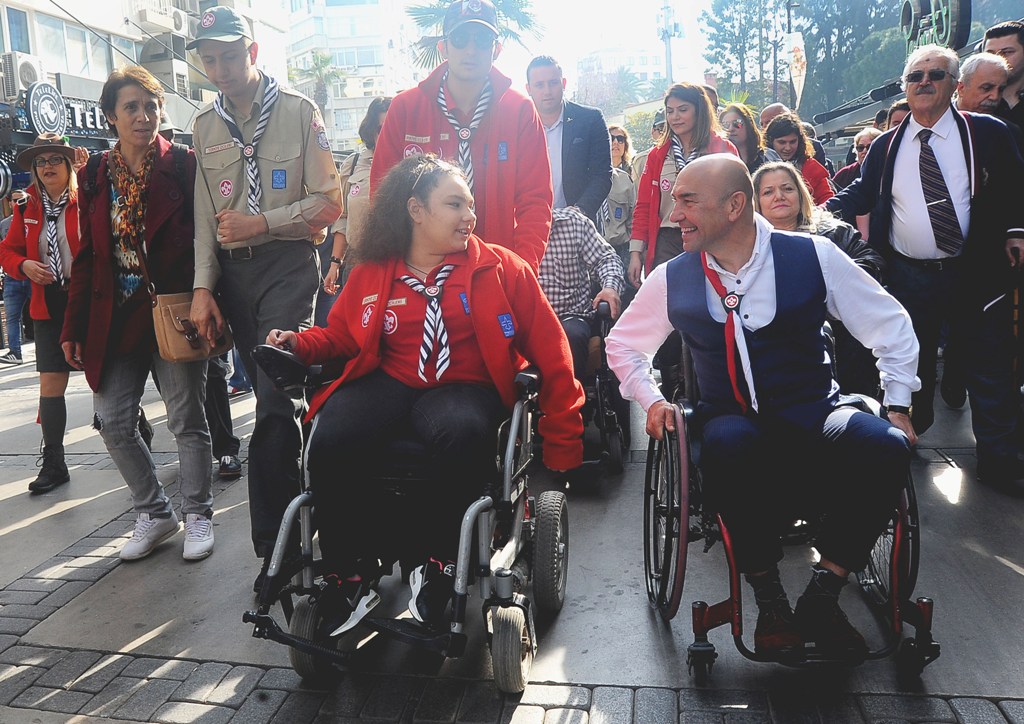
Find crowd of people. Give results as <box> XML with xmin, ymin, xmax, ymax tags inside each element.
<box><xmin>1</xmin><ymin>0</ymin><xmax>1023</xmax><ymax>652</ymax></box>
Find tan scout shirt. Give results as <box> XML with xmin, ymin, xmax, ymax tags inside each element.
<box><xmin>192</xmin><ymin>75</ymin><xmax>343</xmax><ymax>290</ymax></box>
<box><xmin>602</xmin><ymin>167</ymin><xmax>635</xmax><ymax>248</ymax></box>
<box><xmin>330</xmin><ymin>146</ymin><xmax>373</xmax><ymax>251</ymax></box>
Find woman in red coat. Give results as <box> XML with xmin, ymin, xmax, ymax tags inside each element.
<box><xmin>763</xmin><ymin>111</ymin><xmax>835</xmax><ymax>205</ymax></box>
<box><xmin>61</xmin><ymin>66</ymin><xmax>214</xmax><ymax>563</ymax></box>
<box><xmin>267</xmin><ymin>155</ymin><xmax>583</xmax><ymax>634</ymax></box>
<box><xmin>0</xmin><ymin>134</ymin><xmax>85</xmax><ymax>493</ymax></box>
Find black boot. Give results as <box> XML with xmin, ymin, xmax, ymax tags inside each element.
<box><xmin>28</xmin><ymin>445</ymin><xmax>70</xmax><ymax>494</ymax></box>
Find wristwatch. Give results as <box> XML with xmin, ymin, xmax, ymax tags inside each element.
<box><xmin>886</xmin><ymin>404</ymin><xmax>911</xmax><ymax>415</ymax></box>
<box><xmin>329</xmin><ymin>256</ymin><xmax>343</xmax><ymax>265</ymax></box>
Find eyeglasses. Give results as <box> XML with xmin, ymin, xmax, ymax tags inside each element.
<box><xmin>33</xmin><ymin>156</ymin><xmax>67</xmax><ymax>168</ymax></box>
<box><xmin>904</xmin><ymin>68</ymin><xmax>951</xmax><ymax>84</ymax></box>
<box><xmin>610</xmin><ymin>134</ymin><xmax>627</xmax><ymax>144</ymax></box>
<box><xmin>447</xmin><ymin>26</ymin><xmax>497</xmax><ymax>50</ymax></box>
<box><xmin>855</xmin><ymin>144</ymin><xmax>871</xmax><ymax>151</ymax></box>
<box><xmin>724</xmin><ymin>120</ymin><xmax>744</xmax><ymax>130</ymax></box>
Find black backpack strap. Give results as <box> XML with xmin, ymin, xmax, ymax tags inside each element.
<box><xmin>83</xmin><ymin>151</ymin><xmax>105</xmax><ymax>195</ymax></box>
<box><xmin>171</xmin><ymin>142</ymin><xmax>188</xmax><ymax>180</ymax></box>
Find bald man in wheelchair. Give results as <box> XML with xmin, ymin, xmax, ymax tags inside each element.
<box><xmin>607</xmin><ymin>154</ymin><xmax>920</xmax><ymax>656</ymax></box>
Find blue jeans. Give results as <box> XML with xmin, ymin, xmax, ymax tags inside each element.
<box><xmin>228</xmin><ymin>348</ymin><xmax>251</xmax><ymax>390</ymax></box>
<box><xmin>93</xmin><ymin>351</ymin><xmax>213</xmax><ymax>518</ymax></box>
<box><xmin>3</xmin><ymin>277</ymin><xmax>31</xmax><ymax>357</ymax></box>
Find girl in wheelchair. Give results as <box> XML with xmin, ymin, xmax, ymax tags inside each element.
<box><xmin>266</xmin><ymin>155</ymin><xmax>583</xmax><ymax>637</ymax></box>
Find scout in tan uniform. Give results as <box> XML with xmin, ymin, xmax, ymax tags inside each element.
<box><xmin>187</xmin><ymin>6</ymin><xmax>342</xmax><ymax>588</ymax></box>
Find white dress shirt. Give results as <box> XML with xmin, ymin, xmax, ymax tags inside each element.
<box><xmin>544</xmin><ymin>107</ymin><xmax>567</xmax><ymax>210</ymax></box>
<box><xmin>606</xmin><ymin>214</ymin><xmax>921</xmax><ymax>412</ymax></box>
<box><xmin>890</xmin><ymin>107</ymin><xmax>971</xmax><ymax>259</ymax></box>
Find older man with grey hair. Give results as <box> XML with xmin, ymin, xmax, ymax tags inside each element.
<box><xmin>827</xmin><ymin>44</ymin><xmax>1024</xmax><ymax>494</ymax></box>
<box><xmin>956</xmin><ymin>52</ymin><xmax>1010</xmax><ymax>114</ymax></box>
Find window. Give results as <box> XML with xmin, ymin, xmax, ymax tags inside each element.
<box><xmin>90</xmin><ymin>33</ymin><xmax>112</xmax><ymax>78</ymax></box>
<box><xmin>67</xmin><ymin>26</ymin><xmax>89</xmax><ymax>76</ymax></box>
<box><xmin>6</xmin><ymin>8</ymin><xmax>29</xmax><ymax>53</ymax></box>
<box><xmin>37</xmin><ymin>14</ymin><xmax>67</xmax><ymax>73</ymax></box>
<box><xmin>356</xmin><ymin>47</ymin><xmax>381</xmax><ymax>66</ymax></box>
<box><xmin>112</xmin><ymin>36</ymin><xmax>137</xmax><ymax>67</ymax></box>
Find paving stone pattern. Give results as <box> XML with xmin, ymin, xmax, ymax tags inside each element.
<box><xmin>2</xmin><ymin>460</ymin><xmax>1024</xmax><ymax>722</ymax></box>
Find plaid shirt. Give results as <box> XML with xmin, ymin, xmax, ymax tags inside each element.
<box><xmin>539</xmin><ymin>207</ymin><xmax>625</xmax><ymax>318</ymax></box>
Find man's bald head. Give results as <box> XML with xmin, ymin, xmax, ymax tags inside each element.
<box><xmin>670</xmin><ymin>154</ymin><xmax>755</xmax><ymax>259</ymax></box>
<box><xmin>679</xmin><ymin>153</ymin><xmax>753</xmax><ymax>206</ymax></box>
<box><xmin>759</xmin><ymin>102</ymin><xmax>790</xmax><ymax>128</ymax></box>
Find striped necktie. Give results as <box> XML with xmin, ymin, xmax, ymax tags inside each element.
<box><xmin>400</xmin><ymin>263</ymin><xmax>456</xmax><ymax>382</ymax></box>
<box><xmin>917</xmin><ymin>129</ymin><xmax>964</xmax><ymax>256</ymax></box>
<box><xmin>40</xmin><ymin>190</ymin><xmax>68</xmax><ymax>284</ymax></box>
<box><xmin>436</xmin><ymin>73</ymin><xmax>492</xmax><ymax>191</ymax></box>
<box><xmin>214</xmin><ymin>74</ymin><xmax>280</xmax><ymax>215</ymax></box>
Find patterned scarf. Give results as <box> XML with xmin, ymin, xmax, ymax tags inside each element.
<box><xmin>400</xmin><ymin>263</ymin><xmax>456</xmax><ymax>382</ymax></box>
<box><xmin>214</xmin><ymin>74</ymin><xmax>280</xmax><ymax>215</ymax></box>
<box><xmin>670</xmin><ymin>135</ymin><xmax>699</xmax><ymax>174</ymax></box>
<box><xmin>40</xmin><ymin>189</ymin><xmax>69</xmax><ymax>284</ymax></box>
<box><xmin>108</xmin><ymin>143</ymin><xmax>156</xmax><ymax>306</ymax></box>
<box><xmin>436</xmin><ymin>71</ymin><xmax>492</xmax><ymax>192</ymax></box>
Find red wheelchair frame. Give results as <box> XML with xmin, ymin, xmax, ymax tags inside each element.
<box><xmin>643</xmin><ymin>400</ymin><xmax>941</xmax><ymax>682</ymax></box>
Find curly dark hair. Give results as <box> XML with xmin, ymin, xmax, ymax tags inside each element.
<box><xmin>764</xmin><ymin>111</ymin><xmax>813</xmax><ymax>163</ymax></box>
<box><xmin>352</xmin><ymin>154</ymin><xmax>468</xmax><ymax>264</ymax></box>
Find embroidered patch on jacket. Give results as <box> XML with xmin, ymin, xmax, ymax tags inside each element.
<box><xmin>272</xmin><ymin>170</ymin><xmax>286</xmax><ymax>189</ymax></box>
<box><xmin>387</xmin><ymin>297</ymin><xmax>407</xmax><ymax>307</ymax></box>
<box><xmin>497</xmin><ymin>313</ymin><xmax>515</xmax><ymax>338</ymax></box>
<box><xmin>219</xmin><ymin>180</ymin><xmax>233</xmax><ymax>197</ymax></box>
<box><xmin>383</xmin><ymin>309</ymin><xmax>398</xmax><ymax>335</ymax></box>
<box><xmin>497</xmin><ymin>142</ymin><xmax>508</xmax><ymax>161</ymax></box>
<box><xmin>316</xmin><ymin>131</ymin><xmax>331</xmax><ymax>151</ymax></box>
<box><xmin>350</xmin><ymin>183</ymin><xmax>361</xmax><ymax>197</ymax></box>
<box><xmin>204</xmin><ymin>142</ymin><xmax>235</xmax><ymax>154</ymax></box>
<box><xmin>405</xmin><ymin>134</ymin><xmax>431</xmax><ymax>143</ymax></box>
<box><xmin>460</xmin><ymin>292</ymin><xmax>470</xmax><ymax>315</ymax></box>
<box><xmin>361</xmin><ymin>294</ymin><xmax>378</xmax><ymax>305</ymax></box>
<box><xmin>361</xmin><ymin>304</ymin><xmax>374</xmax><ymax>327</ymax></box>
<box><xmin>404</xmin><ymin>144</ymin><xmax>424</xmax><ymax>157</ymax></box>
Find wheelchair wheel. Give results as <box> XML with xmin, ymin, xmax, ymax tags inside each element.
<box><xmin>491</xmin><ymin>605</ymin><xmax>533</xmax><ymax>693</ymax></box>
<box><xmin>858</xmin><ymin>473</ymin><xmax>920</xmax><ymax>608</ymax></box>
<box><xmin>533</xmin><ymin>490</ymin><xmax>569</xmax><ymax>613</ymax></box>
<box><xmin>643</xmin><ymin>403</ymin><xmax>688</xmax><ymax>621</ymax></box>
<box><xmin>288</xmin><ymin>595</ymin><xmax>337</xmax><ymax>682</ymax></box>
<box><xmin>607</xmin><ymin>426</ymin><xmax>625</xmax><ymax>474</ymax></box>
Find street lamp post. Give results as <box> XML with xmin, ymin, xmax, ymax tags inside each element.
<box><xmin>786</xmin><ymin>1</ymin><xmax>800</xmax><ymax>108</ymax></box>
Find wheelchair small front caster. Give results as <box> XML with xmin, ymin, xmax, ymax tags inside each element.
<box><xmin>895</xmin><ymin>638</ymin><xmax>927</xmax><ymax>679</ymax></box>
<box><xmin>687</xmin><ymin>640</ymin><xmax>717</xmax><ymax>685</ymax></box>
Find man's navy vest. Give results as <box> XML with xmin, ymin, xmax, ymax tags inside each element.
<box><xmin>666</xmin><ymin>232</ymin><xmax>836</xmax><ymax>417</ymax></box>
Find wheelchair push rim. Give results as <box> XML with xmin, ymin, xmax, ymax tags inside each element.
<box><xmin>643</xmin><ymin>403</ymin><xmax>689</xmax><ymax>620</ymax></box>
<box><xmin>857</xmin><ymin>471</ymin><xmax>920</xmax><ymax>609</ymax></box>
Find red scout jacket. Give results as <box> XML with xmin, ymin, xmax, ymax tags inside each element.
<box><xmin>291</xmin><ymin>235</ymin><xmax>585</xmax><ymax>471</ymax></box>
<box><xmin>633</xmin><ymin>135</ymin><xmax>739</xmax><ymax>273</ymax></box>
<box><xmin>370</xmin><ymin>63</ymin><xmax>553</xmax><ymax>273</ymax></box>
<box><xmin>0</xmin><ymin>185</ymin><xmax>80</xmax><ymax>320</ymax></box>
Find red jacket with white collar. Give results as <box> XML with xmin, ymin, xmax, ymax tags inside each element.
<box><xmin>370</xmin><ymin>63</ymin><xmax>552</xmax><ymax>273</ymax></box>
<box><xmin>633</xmin><ymin>135</ymin><xmax>739</xmax><ymax>273</ymax></box>
<box><xmin>0</xmin><ymin>185</ymin><xmax>80</xmax><ymax>320</ymax></box>
<box><xmin>291</xmin><ymin>235</ymin><xmax>584</xmax><ymax>471</ymax></box>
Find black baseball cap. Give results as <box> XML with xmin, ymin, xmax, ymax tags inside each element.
<box><xmin>444</xmin><ymin>0</ymin><xmax>498</xmax><ymax>36</ymax></box>
<box><xmin>186</xmin><ymin>6</ymin><xmax>253</xmax><ymax>50</ymax></box>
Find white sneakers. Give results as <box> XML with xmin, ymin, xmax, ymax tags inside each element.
<box><xmin>183</xmin><ymin>514</ymin><xmax>215</xmax><ymax>561</ymax></box>
<box><xmin>121</xmin><ymin>512</ymin><xmax>180</xmax><ymax>560</ymax></box>
<box><xmin>119</xmin><ymin>512</ymin><xmax>215</xmax><ymax>561</ymax></box>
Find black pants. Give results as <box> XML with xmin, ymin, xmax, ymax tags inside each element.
<box><xmin>205</xmin><ymin>353</ymin><xmax>239</xmax><ymax>459</ymax></box>
<box><xmin>698</xmin><ymin>403</ymin><xmax>910</xmax><ymax>574</ymax></box>
<box><xmin>306</xmin><ymin>370</ymin><xmax>507</xmax><ymax>577</ymax></box>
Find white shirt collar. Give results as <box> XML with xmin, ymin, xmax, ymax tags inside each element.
<box><xmin>543</xmin><ymin>104</ymin><xmax>565</xmax><ymax>132</ymax></box>
<box><xmin>906</xmin><ymin>105</ymin><xmax>957</xmax><ymax>142</ymax></box>
<box><xmin>704</xmin><ymin>214</ymin><xmax>774</xmax><ymax>278</ymax></box>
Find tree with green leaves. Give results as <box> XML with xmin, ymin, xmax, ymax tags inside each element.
<box><xmin>406</xmin><ymin>0</ymin><xmax>542</xmax><ymax>70</ymax></box>
<box><xmin>624</xmin><ymin>110</ymin><xmax>657</xmax><ymax>155</ymax></box>
<box><xmin>290</xmin><ymin>50</ymin><xmax>345</xmax><ymax>118</ymax></box>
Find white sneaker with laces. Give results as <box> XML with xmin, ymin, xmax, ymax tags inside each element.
<box><xmin>121</xmin><ymin>512</ymin><xmax>179</xmax><ymax>560</ymax></box>
<box><xmin>183</xmin><ymin>513</ymin><xmax>215</xmax><ymax>560</ymax></box>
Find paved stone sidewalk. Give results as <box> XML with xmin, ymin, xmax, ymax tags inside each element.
<box><xmin>2</xmin><ymin>460</ymin><xmax>1023</xmax><ymax>723</ymax></box>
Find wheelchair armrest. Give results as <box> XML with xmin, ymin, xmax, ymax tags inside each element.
<box><xmin>251</xmin><ymin>344</ymin><xmax>317</xmax><ymax>393</ymax></box>
<box><xmin>515</xmin><ymin>367</ymin><xmax>541</xmax><ymax>396</ymax></box>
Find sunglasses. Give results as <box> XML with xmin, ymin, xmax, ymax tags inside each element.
<box><xmin>855</xmin><ymin>144</ymin><xmax>871</xmax><ymax>151</ymax></box>
<box><xmin>723</xmin><ymin>119</ymin><xmax>744</xmax><ymax>130</ymax></box>
<box><xmin>447</xmin><ymin>26</ymin><xmax>497</xmax><ymax>50</ymax></box>
<box><xmin>904</xmin><ymin>68</ymin><xmax>951</xmax><ymax>84</ymax></box>
<box><xmin>33</xmin><ymin>156</ymin><xmax>67</xmax><ymax>168</ymax></box>
<box><xmin>610</xmin><ymin>134</ymin><xmax>627</xmax><ymax>144</ymax></box>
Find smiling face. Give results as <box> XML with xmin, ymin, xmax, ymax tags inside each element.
<box><xmin>754</xmin><ymin>169</ymin><xmax>802</xmax><ymax>230</ymax></box>
<box><xmin>33</xmin><ymin>152</ymin><xmax>71</xmax><ymax>197</ymax></box>
<box><xmin>105</xmin><ymin>83</ymin><xmax>161</xmax><ymax>154</ymax></box>
<box><xmin>772</xmin><ymin>132</ymin><xmax>800</xmax><ymax>161</ymax></box>
<box><xmin>665</xmin><ymin>98</ymin><xmax>696</xmax><ymax>143</ymax></box>
<box><xmin>410</xmin><ymin>173</ymin><xmax>477</xmax><ymax>258</ymax></box>
<box><xmin>670</xmin><ymin>166</ymin><xmax>729</xmax><ymax>254</ymax></box>
<box><xmin>720</xmin><ymin>110</ymin><xmax>748</xmax><ymax>149</ymax></box>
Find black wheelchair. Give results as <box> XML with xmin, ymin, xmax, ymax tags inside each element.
<box><xmin>242</xmin><ymin>345</ymin><xmax>569</xmax><ymax>693</ymax></box>
<box><xmin>642</xmin><ymin>350</ymin><xmax>940</xmax><ymax>682</ymax></box>
<box><xmin>579</xmin><ymin>301</ymin><xmax>631</xmax><ymax>473</ymax></box>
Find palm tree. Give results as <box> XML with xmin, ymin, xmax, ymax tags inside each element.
<box><xmin>611</xmin><ymin>67</ymin><xmax>644</xmax><ymax>109</ymax></box>
<box><xmin>291</xmin><ymin>50</ymin><xmax>346</xmax><ymax>117</ymax></box>
<box><xmin>406</xmin><ymin>0</ymin><xmax>543</xmax><ymax>69</ymax></box>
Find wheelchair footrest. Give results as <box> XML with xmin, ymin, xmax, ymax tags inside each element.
<box><xmin>243</xmin><ymin>610</ymin><xmax>354</xmax><ymax>667</ymax></box>
<box><xmin>362</xmin><ymin>617</ymin><xmax>464</xmax><ymax>656</ymax></box>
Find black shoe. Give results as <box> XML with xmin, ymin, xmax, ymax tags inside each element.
<box><xmin>408</xmin><ymin>557</ymin><xmax>455</xmax><ymax>630</ymax></box>
<box><xmin>318</xmin><ymin>574</ymin><xmax>380</xmax><ymax>637</ymax></box>
<box><xmin>253</xmin><ymin>558</ymin><xmax>270</xmax><ymax>594</ymax></box>
<box><xmin>794</xmin><ymin>594</ymin><xmax>868</xmax><ymax>656</ymax></box>
<box><xmin>218</xmin><ymin>455</ymin><xmax>242</xmax><ymax>479</ymax></box>
<box><xmin>977</xmin><ymin>457</ymin><xmax>1024</xmax><ymax>496</ymax></box>
<box><xmin>754</xmin><ymin>603</ymin><xmax>803</xmax><ymax>655</ymax></box>
<box><xmin>28</xmin><ymin>446</ymin><xmax>70</xmax><ymax>494</ymax></box>
<box><xmin>940</xmin><ymin>374</ymin><xmax>966</xmax><ymax>409</ymax></box>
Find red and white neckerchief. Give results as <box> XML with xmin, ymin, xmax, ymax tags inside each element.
<box><xmin>700</xmin><ymin>252</ymin><xmax>758</xmax><ymax>413</ymax></box>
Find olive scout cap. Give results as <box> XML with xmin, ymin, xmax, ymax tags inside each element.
<box><xmin>186</xmin><ymin>6</ymin><xmax>253</xmax><ymax>50</ymax></box>
<box><xmin>443</xmin><ymin>0</ymin><xmax>498</xmax><ymax>36</ymax></box>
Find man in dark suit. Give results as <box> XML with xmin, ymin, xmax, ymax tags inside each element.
<box><xmin>827</xmin><ymin>44</ymin><xmax>1024</xmax><ymax>493</ymax></box>
<box><xmin>527</xmin><ymin>55</ymin><xmax>612</xmax><ymax>221</ymax></box>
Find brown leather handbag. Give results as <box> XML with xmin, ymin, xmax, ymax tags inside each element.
<box><xmin>152</xmin><ymin>291</ymin><xmax>233</xmax><ymax>362</ymax></box>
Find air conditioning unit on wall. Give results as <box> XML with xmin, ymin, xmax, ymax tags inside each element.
<box><xmin>2</xmin><ymin>52</ymin><xmax>46</xmax><ymax>101</ymax></box>
<box><xmin>170</xmin><ymin>8</ymin><xmax>188</xmax><ymax>35</ymax></box>
<box><xmin>138</xmin><ymin>8</ymin><xmax>175</xmax><ymax>33</ymax></box>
